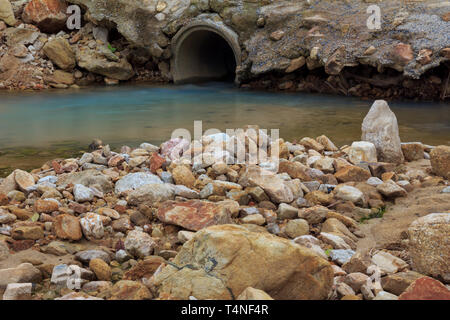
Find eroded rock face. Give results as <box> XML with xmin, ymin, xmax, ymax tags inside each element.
<box><xmin>407</xmin><ymin>213</ymin><xmax>450</xmax><ymax>283</ymax></box>
<box><xmin>153</xmin><ymin>224</ymin><xmax>333</xmax><ymax>300</ymax></box>
<box><xmin>361</xmin><ymin>100</ymin><xmax>404</xmax><ymax>164</ymax></box>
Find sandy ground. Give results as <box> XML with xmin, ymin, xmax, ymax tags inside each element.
<box><xmin>357</xmin><ymin>159</ymin><xmax>450</xmax><ymax>251</ymax></box>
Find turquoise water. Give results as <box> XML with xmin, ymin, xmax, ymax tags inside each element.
<box><xmin>0</xmin><ymin>83</ymin><xmax>449</xmax><ymax>175</ymax></box>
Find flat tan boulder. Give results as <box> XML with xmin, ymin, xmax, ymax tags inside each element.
<box><xmin>152</xmin><ymin>224</ymin><xmax>333</xmax><ymax>300</ymax></box>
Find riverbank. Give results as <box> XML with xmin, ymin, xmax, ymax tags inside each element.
<box><xmin>0</xmin><ymin>100</ymin><xmax>449</xmax><ymax>300</ymax></box>
<box><xmin>1</xmin><ymin>0</ymin><xmax>450</xmax><ymax>100</ymax></box>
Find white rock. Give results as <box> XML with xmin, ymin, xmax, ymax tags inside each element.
<box><xmin>371</xmin><ymin>251</ymin><xmax>408</xmax><ymax>275</ymax></box>
<box><xmin>366</xmin><ymin>177</ymin><xmax>383</xmax><ymax>187</ymax></box>
<box><xmin>373</xmin><ymin>291</ymin><xmax>398</xmax><ymax>300</ymax></box>
<box><xmin>348</xmin><ymin>141</ymin><xmax>377</xmax><ymax>164</ymax></box>
<box><xmin>80</xmin><ymin>213</ymin><xmax>104</xmax><ymax>239</ymax></box>
<box><xmin>334</xmin><ymin>185</ymin><xmax>365</xmax><ymax>205</ymax></box>
<box><xmin>320</xmin><ymin>232</ymin><xmax>351</xmax><ymax>250</ymax></box>
<box><xmin>124</xmin><ymin>230</ymin><xmax>156</xmax><ymax>258</ymax></box>
<box><xmin>115</xmin><ymin>172</ymin><xmax>162</xmax><ymax>194</ymax></box>
<box><xmin>361</xmin><ymin>100</ymin><xmax>404</xmax><ymax>163</ymax></box>
<box><xmin>73</xmin><ymin>184</ymin><xmax>94</xmax><ymax>202</ymax></box>
<box><xmin>3</xmin><ymin>283</ymin><xmax>32</xmax><ymax>300</ymax></box>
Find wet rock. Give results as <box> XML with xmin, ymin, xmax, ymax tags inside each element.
<box><xmin>22</xmin><ymin>0</ymin><xmax>68</xmax><ymax>33</ymax></box>
<box><xmin>407</xmin><ymin>213</ymin><xmax>450</xmax><ymax>283</ymax></box>
<box><xmin>114</xmin><ymin>172</ymin><xmax>162</xmax><ymax>194</ymax></box>
<box><xmin>398</xmin><ymin>277</ymin><xmax>450</xmax><ymax>300</ymax></box>
<box><xmin>430</xmin><ymin>145</ymin><xmax>450</xmax><ymax>179</ymax></box>
<box><xmin>0</xmin><ymin>0</ymin><xmax>16</xmax><ymax>26</ymax></box>
<box><xmin>43</xmin><ymin>37</ymin><xmax>76</xmax><ymax>71</ymax></box>
<box><xmin>127</xmin><ymin>183</ymin><xmax>174</xmax><ymax>206</ymax></box>
<box><xmin>110</xmin><ymin>280</ymin><xmax>152</xmax><ymax>300</ymax></box>
<box><xmin>124</xmin><ymin>230</ymin><xmax>156</xmax><ymax>258</ymax></box>
<box><xmin>0</xmin><ymin>263</ymin><xmax>42</xmax><ymax>290</ymax></box>
<box><xmin>153</xmin><ymin>225</ymin><xmax>333</xmax><ymax>300</ymax></box>
<box><xmin>53</xmin><ymin>214</ymin><xmax>82</xmax><ymax>241</ymax></box>
<box><xmin>376</xmin><ymin>180</ymin><xmax>407</xmax><ymax>198</ymax></box>
<box><xmin>361</xmin><ymin>100</ymin><xmax>404</xmax><ymax>164</ymax></box>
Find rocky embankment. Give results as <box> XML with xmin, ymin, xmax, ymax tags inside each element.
<box><xmin>0</xmin><ymin>100</ymin><xmax>449</xmax><ymax>300</ymax></box>
<box><xmin>1</xmin><ymin>0</ymin><xmax>450</xmax><ymax>100</ymax></box>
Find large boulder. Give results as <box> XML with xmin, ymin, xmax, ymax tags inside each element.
<box><xmin>152</xmin><ymin>224</ymin><xmax>333</xmax><ymax>300</ymax></box>
<box><xmin>43</xmin><ymin>37</ymin><xmax>76</xmax><ymax>71</ymax></box>
<box><xmin>76</xmin><ymin>47</ymin><xmax>135</xmax><ymax>80</ymax></box>
<box><xmin>398</xmin><ymin>277</ymin><xmax>450</xmax><ymax>300</ymax></box>
<box><xmin>22</xmin><ymin>0</ymin><xmax>67</xmax><ymax>33</ymax></box>
<box><xmin>157</xmin><ymin>200</ymin><xmax>235</xmax><ymax>231</ymax></box>
<box><xmin>361</xmin><ymin>100</ymin><xmax>404</xmax><ymax>164</ymax></box>
<box><xmin>0</xmin><ymin>0</ymin><xmax>16</xmax><ymax>26</ymax></box>
<box><xmin>407</xmin><ymin>213</ymin><xmax>450</xmax><ymax>283</ymax></box>
<box><xmin>430</xmin><ymin>145</ymin><xmax>450</xmax><ymax>179</ymax></box>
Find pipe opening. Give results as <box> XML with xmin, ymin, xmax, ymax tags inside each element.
<box><xmin>174</xmin><ymin>30</ymin><xmax>237</xmax><ymax>84</ymax></box>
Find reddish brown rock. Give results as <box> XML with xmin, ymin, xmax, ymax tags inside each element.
<box><xmin>278</xmin><ymin>161</ymin><xmax>312</xmax><ymax>181</ymax></box>
<box><xmin>0</xmin><ymin>193</ymin><xmax>8</xmax><ymax>205</ymax></box>
<box><xmin>22</xmin><ymin>0</ymin><xmax>68</xmax><ymax>33</ymax></box>
<box><xmin>401</xmin><ymin>143</ymin><xmax>424</xmax><ymax>162</ymax></box>
<box><xmin>123</xmin><ymin>256</ymin><xmax>165</xmax><ymax>280</ymax></box>
<box><xmin>34</xmin><ymin>199</ymin><xmax>59</xmax><ymax>213</ymax></box>
<box><xmin>398</xmin><ymin>277</ymin><xmax>450</xmax><ymax>300</ymax></box>
<box><xmin>417</xmin><ymin>49</ymin><xmax>432</xmax><ymax>65</ymax></box>
<box><xmin>157</xmin><ymin>200</ymin><xmax>234</xmax><ymax>231</ymax></box>
<box><xmin>149</xmin><ymin>153</ymin><xmax>165</xmax><ymax>173</ymax></box>
<box><xmin>53</xmin><ymin>214</ymin><xmax>82</xmax><ymax>241</ymax></box>
<box><xmin>335</xmin><ymin>166</ymin><xmax>371</xmax><ymax>183</ymax></box>
<box><xmin>108</xmin><ymin>154</ymin><xmax>125</xmax><ymax>167</ymax></box>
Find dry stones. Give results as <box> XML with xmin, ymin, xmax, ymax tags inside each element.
<box><xmin>237</xmin><ymin>287</ymin><xmax>274</xmax><ymax>300</ymax></box>
<box><xmin>361</xmin><ymin>100</ymin><xmax>404</xmax><ymax>164</ymax></box>
<box><xmin>14</xmin><ymin>169</ymin><xmax>35</xmax><ymax>191</ymax></box>
<box><xmin>407</xmin><ymin>213</ymin><xmax>450</xmax><ymax>283</ymax></box>
<box><xmin>172</xmin><ymin>165</ymin><xmax>195</xmax><ymax>188</ymax></box>
<box><xmin>376</xmin><ymin>180</ymin><xmax>407</xmax><ymax>198</ymax></box>
<box><xmin>115</xmin><ymin>172</ymin><xmax>162</xmax><ymax>194</ymax></box>
<box><xmin>348</xmin><ymin>141</ymin><xmax>377</xmax><ymax>164</ymax></box>
<box><xmin>371</xmin><ymin>251</ymin><xmax>408</xmax><ymax>275</ymax></box>
<box><xmin>53</xmin><ymin>214</ymin><xmax>82</xmax><ymax>241</ymax></box>
<box><xmin>401</xmin><ymin>142</ymin><xmax>424</xmax><ymax>161</ymax></box>
<box><xmin>3</xmin><ymin>283</ymin><xmax>32</xmax><ymax>300</ymax></box>
<box><xmin>89</xmin><ymin>258</ymin><xmax>111</xmax><ymax>281</ymax></box>
<box><xmin>398</xmin><ymin>277</ymin><xmax>450</xmax><ymax>300</ymax></box>
<box><xmin>127</xmin><ymin>183</ymin><xmax>174</xmax><ymax>205</ymax></box>
<box><xmin>284</xmin><ymin>219</ymin><xmax>309</xmax><ymax>238</ymax></box>
<box><xmin>0</xmin><ymin>263</ymin><xmax>42</xmax><ymax>290</ymax></box>
<box><xmin>430</xmin><ymin>145</ymin><xmax>450</xmax><ymax>179</ymax></box>
<box><xmin>124</xmin><ymin>230</ymin><xmax>156</xmax><ymax>258</ymax></box>
<box><xmin>157</xmin><ymin>200</ymin><xmax>234</xmax><ymax>231</ymax></box>
<box><xmin>153</xmin><ymin>225</ymin><xmax>333</xmax><ymax>300</ymax></box>
<box><xmin>0</xmin><ymin>0</ymin><xmax>16</xmax><ymax>26</ymax></box>
<box><xmin>22</xmin><ymin>0</ymin><xmax>68</xmax><ymax>33</ymax></box>
<box><xmin>43</xmin><ymin>37</ymin><xmax>76</xmax><ymax>70</ymax></box>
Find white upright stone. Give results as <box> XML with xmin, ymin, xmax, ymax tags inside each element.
<box><xmin>361</xmin><ymin>100</ymin><xmax>404</xmax><ymax>164</ymax></box>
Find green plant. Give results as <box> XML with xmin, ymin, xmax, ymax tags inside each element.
<box><xmin>324</xmin><ymin>248</ymin><xmax>331</xmax><ymax>257</ymax></box>
<box><xmin>107</xmin><ymin>43</ymin><xmax>117</xmax><ymax>53</ymax></box>
<box><xmin>359</xmin><ymin>206</ymin><xmax>386</xmax><ymax>223</ymax></box>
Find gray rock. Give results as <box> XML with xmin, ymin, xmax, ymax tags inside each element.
<box><xmin>115</xmin><ymin>172</ymin><xmax>162</xmax><ymax>194</ymax></box>
<box><xmin>73</xmin><ymin>184</ymin><xmax>94</xmax><ymax>202</ymax></box>
<box><xmin>75</xmin><ymin>250</ymin><xmax>111</xmax><ymax>264</ymax></box>
<box><xmin>330</xmin><ymin>249</ymin><xmax>355</xmax><ymax>265</ymax></box>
